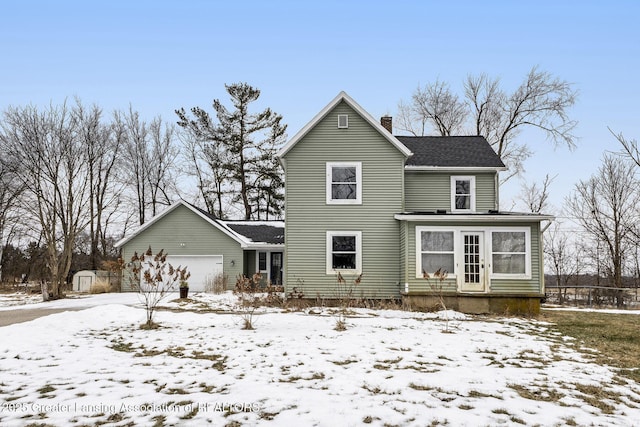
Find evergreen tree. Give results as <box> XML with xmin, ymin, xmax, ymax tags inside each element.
<box><xmin>176</xmin><ymin>83</ymin><xmax>286</xmax><ymax>220</ymax></box>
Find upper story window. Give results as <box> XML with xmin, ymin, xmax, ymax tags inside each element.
<box><xmin>337</xmin><ymin>114</ymin><xmax>349</xmax><ymax>128</ymax></box>
<box><xmin>451</xmin><ymin>176</ymin><xmax>476</xmax><ymax>212</ymax></box>
<box><xmin>326</xmin><ymin>162</ymin><xmax>362</xmax><ymax>204</ymax></box>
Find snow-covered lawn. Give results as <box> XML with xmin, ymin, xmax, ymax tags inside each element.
<box><xmin>1</xmin><ymin>293</ymin><xmax>639</xmax><ymax>426</ymax></box>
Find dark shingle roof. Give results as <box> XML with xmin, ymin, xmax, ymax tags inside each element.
<box><xmin>396</xmin><ymin>136</ymin><xmax>505</xmax><ymax>168</ymax></box>
<box><xmin>224</xmin><ymin>223</ymin><xmax>285</xmax><ymax>245</ymax></box>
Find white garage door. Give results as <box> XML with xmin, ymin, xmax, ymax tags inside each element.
<box><xmin>166</xmin><ymin>255</ymin><xmax>223</xmax><ymax>292</ymax></box>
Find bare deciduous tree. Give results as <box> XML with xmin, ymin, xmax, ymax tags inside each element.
<box><xmin>0</xmin><ymin>160</ymin><xmax>25</xmax><ymax>283</ymax></box>
<box><xmin>121</xmin><ymin>108</ymin><xmax>179</xmax><ymax>225</ymax></box>
<box><xmin>566</xmin><ymin>154</ymin><xmax>640</xmax><ymax>306</ymax></box>
<box><xmin>466</xmin><ymin>68</ymin><xmax>577</xmax><ymax>169</ymax></box>
<box><xmin>398</xmin><ymin>67</ymin><xmax>578</xmax><ymax>181</ymax></box>
<box><xmin>544</xmin><ymin>221</ymin><xmax>582</xmax><ymax>304</ymax></box>
<box><xmin>611</xmin><ymin>128</ymin><xmax>640</xmax><ymax>168</ymax></box>
<box><xmin>397</xmin><ymin>79</ymin><xmax>466</xmax><ymax>136</ymax></box>
<box><xmin>75</xmin><ymin>101</ymin><xmax>126</xmax><ymax>269</ymax></box>
<box><xmin>0</xmin><ymin>103</ymin><xmax>90</xmax><ymax>299</ymax></box>
<box><xmin>519</xmin><ymin>174</ymin><xmax>556</xmax><ymax>214</ymax></box>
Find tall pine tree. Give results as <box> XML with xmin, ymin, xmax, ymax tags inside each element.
<box><xmin>176</xmin><ymin>83</ymin><xmax>286</xmax><ymax>220</ymax></box>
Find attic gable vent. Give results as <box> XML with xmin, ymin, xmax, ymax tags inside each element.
<box><xmin>337</xmin><ymin>114</ymin><xmax>349</xmax><ymax>129</ymax></box>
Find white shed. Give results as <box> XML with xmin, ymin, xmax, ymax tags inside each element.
<box><xmin>72</xmin><ymin>270</ymin><xmax>111</xmax><ymax>292</ymax></box>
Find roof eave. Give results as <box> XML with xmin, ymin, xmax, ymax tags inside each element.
<box><xmin>242</xmin><ymin>243</ymin><xmax>285</xmax><ymax>250</ymax></box>
<box><xmin>114</xmin><ymin>201</ymin><xmax>248</xmax><ymax>249</ymax></box>
<box><xmin>394</xmin><ymin>213</ymin><xmax>555</xmax><ymax>222</ymax></box>
<box><xmin>276</xmin><ymin>91</ymin><xmax>413</xmax><ymax>159</ymax></box>
<box><xmin>404</xmin><ymin>166</ymin><xmax>508</xmax><ymax>172</ymax></box>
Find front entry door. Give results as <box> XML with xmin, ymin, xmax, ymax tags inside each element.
<box><xmin>270</xmin><ymin>252</ymin><xmax>283</xmax><ymax>286</ymax></box>
<box><xmin>460</xmin><ymin>232</ymin><xmax>486</xmax><ymax>292</ymax></box>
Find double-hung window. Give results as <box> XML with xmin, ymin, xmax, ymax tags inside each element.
<box><xmin>326</xmin><ymin>231</ymin><xmax>362</xmax><ymax>274</ymax></box>
<box><xmin>326</xmin><ymin>162</ymin><xmax>362</xmax><ymax>204</ymax></box>
<box><xmin>491</xmin><ymin>229</ymin><xmax>530</xmax><ymax>278</ymax></box>
<box><xmin>418</xmin><ymin>229</ymin><xmax>455</xmax><ymax>275</ymax></box>
<box><xmin>451</xmin><ymin>176</ymin><xmax>475</xmax><ymax>211</ymax></box>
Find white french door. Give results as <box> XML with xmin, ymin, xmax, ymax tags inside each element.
<box><xmin>460</xmin><ymin>232</ymin><xmax>486</xmax><ymax>292</ymax></box>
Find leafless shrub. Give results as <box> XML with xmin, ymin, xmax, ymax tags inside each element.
<box><xmin>334</xmin><ymin>272</ymin><xmax>362</xmax><ymax>331</ymax></box>
<box><xmin>205</xmin><ymin>273</ymin><xmax>228</xmax><ymax>294</ymax></box>
<box><xmin>127</xmin><ymin>247</ymin><xmax>190</xmax><ymax>329</ymax></box>
<box><xmin>233</xmin><ymin>273</ymin><xmax>263</xmax><ymax>330</ymax></box>
<box><xmin>423</xmin><ymin>268</ymin><xmax>453</xmax><ymax>333</ymax></box>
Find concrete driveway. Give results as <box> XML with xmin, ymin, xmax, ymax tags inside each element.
<box><xmin>0</xmin><ymin>307</ymin><xmax>87</xmax><ymax>327</ymax></box>
<box><xmin>0</xmin><ymin>293</ymin><xmax>142</xmax><ymax>327</ymax></box>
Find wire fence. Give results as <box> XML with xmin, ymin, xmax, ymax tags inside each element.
<box><xmin>545</xmin><ymin>284</ymin><xmax>640</xmax><ymax>309</ymax></box>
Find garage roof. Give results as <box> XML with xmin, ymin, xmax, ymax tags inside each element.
<box><xmin>114</xmin><ymin>201</ymin><xmax>285</xmax><ymax>250</ymax></box>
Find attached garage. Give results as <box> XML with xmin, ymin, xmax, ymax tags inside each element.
<box><xmin>165</xmin><ymin>255</ymin><xmax>223</xmax><ymax>292</ymax></box>
<box><xmin>115</xmin><ymin>201</ymin><xmax>285</xmax><ymax>292</ymax></box>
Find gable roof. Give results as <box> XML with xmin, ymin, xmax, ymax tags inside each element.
<box><xmin>396</xmin><ymin>136</ymin><xmax>507</xmax><ymax>170</ymax></box>
<box><xmin>114</xmin><ymin>201</ymin><xmax>284</xmax><ymax>250</ymax></box>
<box><xmin>277</xmin><ymin>91</ymin><xmax>413</xmax><ymax>159</ymax></box>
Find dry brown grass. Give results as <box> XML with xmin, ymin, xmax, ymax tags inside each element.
<box><xmin>541</xmin><ymin>309</ymin><xmax>640</xmax><ymax>382</ymax></box>
<box><xmin>89</xmin><ymin>278</ymin><xmax>112</xmax><ymax>294</ymax></box>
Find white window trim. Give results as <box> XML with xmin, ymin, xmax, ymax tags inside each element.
<box><xmin>414</xmin><ymin>226</ymin><xmax>532</xmax><ymax>281</ymax></box>
<box><xmin>326</xmin><ymin>231</ymin><xmax>362</xmax><ymax>275</ymax></box>
<box><xmin>415</xmin><ymin>226</ymin><xmax>458</xmax><ymax>279</ymax></box>
<box><xmin>337</xmin><ymin>114</ymin><xmax>349</xmax><ymax>128</ymax></box>
<box><xmin>326</xmin><ymin>162</ymin><xmax>362</xmax><ymax>205</ymax></box>
<box><xmin>489</xmin><ymin>227</ymin><xmax>531</xmax><ymax>280</ymax></box>
<box><xmin>451</xmin><ymin>176</ymin><xmax>476</xmax><ymax>212</ymax></box>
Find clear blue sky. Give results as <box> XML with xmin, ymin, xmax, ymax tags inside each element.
<box><xmin>1</xmin><ymin>0</ymin><xmax>639</xmax><ymax>212</ymax></box>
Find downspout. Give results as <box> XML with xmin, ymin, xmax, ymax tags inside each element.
<box><xmin>494</xmin><ymin>172</ymin><xmax>500</xmax><ymax>211</ymax></box>
<box><xmin>539</xmin><ymin>218</ymin><xmax>555</xmax><ymax>296</ymax></box>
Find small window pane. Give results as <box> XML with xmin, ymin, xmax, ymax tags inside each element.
<box><xmin>333</xmin><ymin>236</ymin><xmax>355</xmax><ymax>252</ymax></box>
<box><xmin>456</xmin><ymin>180</ymin><xmax>470</xmax><ymax>195</ymax></box>
<box><xmin>422</xmin><ymin>254</ymin><xmax>454</xmax><ymax>274</ymax></box>
<box><xmin>333</xmin><ymin>253</ymin><xmax>356</xmax><ymax>269</ymax></box>
<box><xmin>492</xmin><ymin>254</ymin><xmax>525</xmax><ymax>274</ymax></box>
<box><xmin>332</xmin><ymin>167</ymin><xmax>356</xmax><ymax>183</ymax></box>
<box><xmin>421</xmin><ymin>231</ymin><xmax>454</xmax><ymax>252</ymax></box>
<box><xmin>258</xmin><ymin>252</ymin><xmax>267</xmax><ymax>271</ymax></box>
<box><xmin>492</xmin><ymin>232</ymin><xmax>526</xmax><ymax>252</ymax></box>
<box><xmin>455</xmin><ymin>195</ymin><xmax>470</xmax><ymax>210</ymax></box>
<box><xmin>332</xmin><ymin>183</ymin><xmax>357</xmax><ymax>199</ymax></box>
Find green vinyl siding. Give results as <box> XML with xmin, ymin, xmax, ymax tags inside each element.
<box><xmin>120</xmin><ymin>204</ymin><xmax>244</xmax><ymax>291</ymax></box>
<box><xmin>283</xmin><ymin>101</ymin><xmax>406</xmax><ymax>298</ymax></box>
<box><xmin>405</xmin><ymin>172</ymin><xmax>497</xmax><ymax>212</ymax></box>
<box><xmin>402</xmin><ymin>221</ymin><xmax>542</xmax><ymax>295</ymax></box>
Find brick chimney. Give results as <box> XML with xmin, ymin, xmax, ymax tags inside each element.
<box><xmin>380</xmin><ymin>116</ymin><xmax>392</xmax><ymax>133</ymax></box>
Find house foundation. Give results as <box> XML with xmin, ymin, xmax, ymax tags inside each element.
<box><xmin>401</xmin><ymin>294</ymin><xmax>543</xmax><ymax>316</ymax></box>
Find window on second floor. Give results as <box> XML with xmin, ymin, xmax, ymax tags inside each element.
<box><xmin>326</xmin><ymin>162</ymin><xmax>362</xmax><ymax>204</ymax></box>
<box><xmin>451</xmin><ymin>176</ymin><xmax>476</xmax><ymax>212</ymax></box>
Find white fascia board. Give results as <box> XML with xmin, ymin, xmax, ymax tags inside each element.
<box><xmin>114</xmin><ymin>202</ymin><xmax>185</xmax><ymax>248</ymax></box>
<box><xmin>242</xmin><ymin>243</ymin><xmax>285</xmax><ymax>250</ymax></box>
<box><xmin>276</xmin><ymin>91</ymin><xmax>413</xmax><ymax>159</ymax></box>
<box><xmin>405</xmin><ymin>166</ymin><xmax>508</xmax><ymax>172</ymax></box>
<box><xmin>394</xmin><ymin>213</ymin><xmax>555</xmax><ymax>222</ymax></box>
<box><xmin>114</xmin><ymin>201</ymin><xmax>247</xmax><ymax>249</ymax></box>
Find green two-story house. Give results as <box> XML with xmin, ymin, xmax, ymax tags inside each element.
<box><xmin>277</xmin><ymin>91</ymin><xmax>552</xmax><ymax>314</ymax></box>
